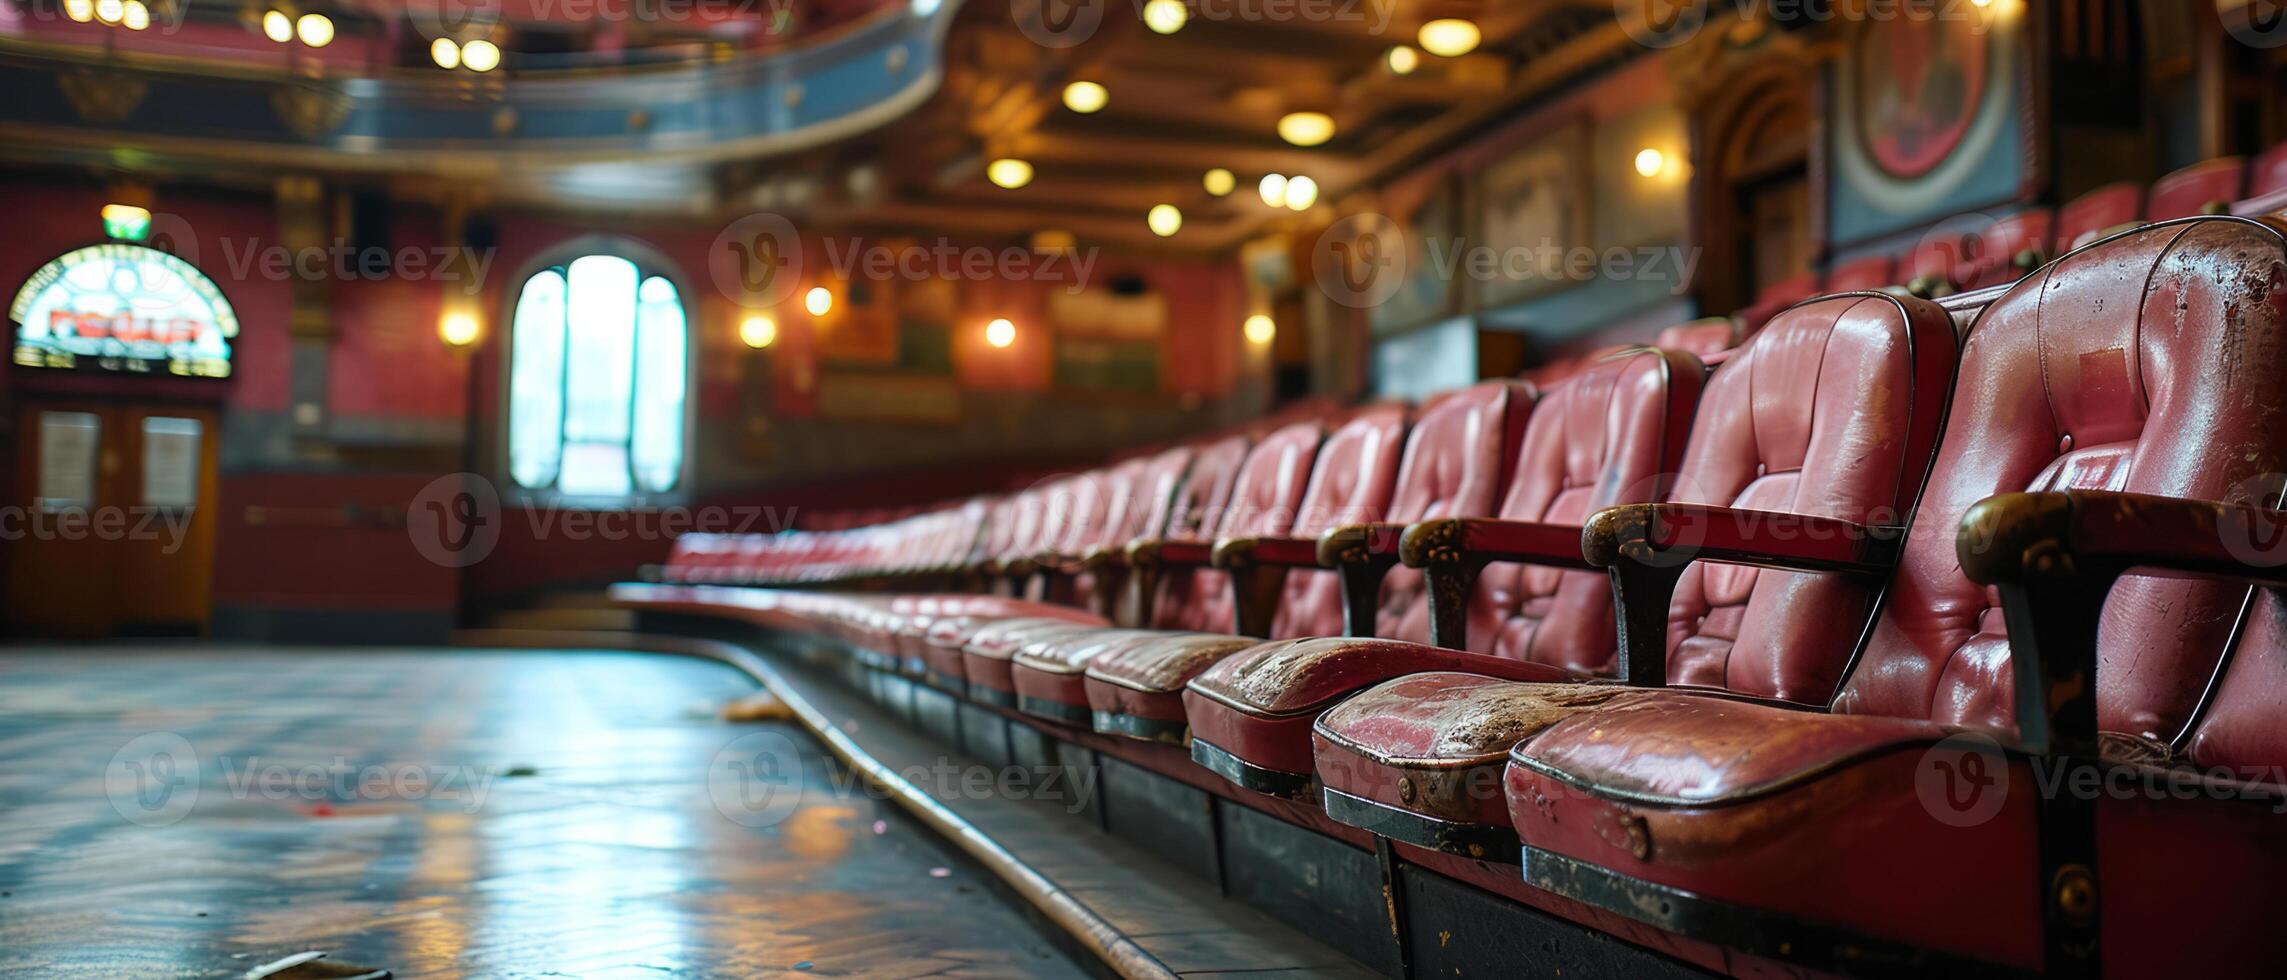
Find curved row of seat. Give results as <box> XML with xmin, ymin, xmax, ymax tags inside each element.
<box><xmin>618</xmin><ymin>214</ymin><xmax>2287</xmax><ymax>976</ymax></box>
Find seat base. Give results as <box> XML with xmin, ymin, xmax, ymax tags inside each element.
<box><xmin>1019</xmin><ymin>695</ymin><xmax>1091</xmax><ymax>727</ymax></box>
<box><xmin>1093</xmin><ymin>709</ymin><xmax>1187</xmax><ymax>744</ymax></box>
<box><xmin>1322</xmin><ymin>787</ymin><xmax>1520</xmax><ymax>864</ymax></box>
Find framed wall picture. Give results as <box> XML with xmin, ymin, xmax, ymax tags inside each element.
<box><xmin>1477</xmin><ymin>120</ymin><xmax>1594</xmax><ymax>308</ymax></box>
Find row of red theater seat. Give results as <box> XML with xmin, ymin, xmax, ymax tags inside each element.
<box><xmin>1746</xmin><ymin>144</ymin><xmax>2287</xmax><ymax>328</ymax></box>
<box><xmin>617</xmin><ymin>214</ymin><xmax>2287</xmax><ymax>976</ymax></box>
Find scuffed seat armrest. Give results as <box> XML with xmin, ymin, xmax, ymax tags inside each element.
<box><xmin>1317</xmin><ymin>522</ymin><xmax>1408</xmax><ymax>639</ymax></box>
<box><xmin>1581</xmin><ymin>502</ymin><xmax>1904</xmax><ymax>688</ymax></box>
<box><xmin>1210</xmin><ymin>535</ymin><xmax>1326</xmax><ymax>570</ymax></box>
<box><xmin>1400</xmin><ymin>517</ymin><xmax>1595</xmax><ymax>570</ymax></box>
<box><xmin>1399</xmin><ymin>517</ymin><xmax>1596</xmax><ymax>649</ymax></box>
<box><xmin>1959</xmin><ymin>490</ymin><xmax>2287</xmax><ymax>756</ymax></box>
<box><xmin>1119</xmin><ymin>537</ymin><xmax>1216</xmax><ymax>630</ymax></box>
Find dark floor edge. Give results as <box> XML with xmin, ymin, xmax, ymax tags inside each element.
<box><xmin>450</xmin><ymin>627</ymin><xmax>1179</xmax><ymax>980</ymax></box>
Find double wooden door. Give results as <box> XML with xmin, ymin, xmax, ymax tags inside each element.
<box><xmin>6</xmin><ymin>401</ymin><xmax>219</xmax><ymax>636</ymax></box>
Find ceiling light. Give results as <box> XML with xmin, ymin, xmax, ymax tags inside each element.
<box><xmin>1243</xmin><ymin>314</ymin><xmax>1275</xmax><ymax>345</ymax></box>
<box><xmin>1147</xmin><ymin>204</ymin><xmax>1182</xmax><ymax>237</ymax></box>
<box><xmin>1062</xmin><ymin>81</ymin><xmax>1108</xmax><ymax>113</ymax></box>
<box><xmin>740</xmin><ymin>314</ymin><xmax>778</xmax><ymax>349</ymax></box>
<box><xmin>430</xmin><ymin>37</ymin><xmax>461</xmax><ymax>69</ymax></box>
<box><xmin>261</xmin><ymin>8</ymin><xmax>290</xmax><ymax>41</ymax></box>
<box><xmin>805</xmin><ymin>286</ymin><xmax>834</xmax><ymax>317</ymax></box>
<box><xmin>63</xmin><ymin>0</ymin><xmax>92</xmax><ymax>22</ymax></box>
<box><xmin>1282</xmin><ymin>175</ymin><xmax>1318</xmax><ymax>211</ymax></box>
<box><xmin>93</xmin><ymin>0</ymin><xmax>121</xmax><ymax>24</ymax></box>
<box><xmin>1277</xmin><ymin>111</ymin><xmax>1335</xmax><ymax>147</ymax></box>
<box><xmin>1418</xmin><ymin>19</ymin><xmax>1481</xmax><ymax>57</ymax></box>
<box><xmin>1634</xmin><ymin>148</ymin><xmax>1665</xmax><ymax>178</ymax></box>
<box><xmin>1203</xmin><ymin>168</ymin><xmax>1235</xmax><ymax>197</ymax></box>
<box><xmin>295</xmin><ymin>12</ymin><xmax>332</xmax><ymax>47</ymax></box>
<box><xmin>461</xmin><ymin>38</ymin><xmax>500</xmax><ymax>72</ymax></box>
<box><xmin>1142</xmin><ymin>0</ymin><xmax>1187</xmax><ymax>34</ymax></box>
<box><xmin>439</xmin><ymin>310</ymin><xmax>481</xmax><ymax>347</ymax></box>
<box><xmin>1257</xmin><ymin>173</ymin><xmax>1287</xmax><ymax>207</ymax></box>
<box><xmin>986</xmin><ymin>318</ymin><xmax>1017</xmax><ymax>348</ymax></box>
<box><xmin>986</xmin><ymin>158</ymin><xmax>1034</xmax><ymax>189</ymax></box>
<box><xmin>1387</xmin><ymin>45</ymin><xmax>1419</xmax><ymax>74</ymax></box>
<box><xmin>122</xmin><ymin>0</ymin><xmax>148</xmax><ymax>29</ymax></box>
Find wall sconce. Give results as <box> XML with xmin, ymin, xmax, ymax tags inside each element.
<box><xmin>804</xmin><ymin>286</ymin><xmax>834</xmax><ymax>317</ymax></box>
<box><xmin>740</xmin><ymin>314</ymin><xmax>778</xmax><ymax>349</ymax></box>
<box><xmin>439</xmin><ymin>309</ymin><xmax>481</xmax><ymax>347</ymax></box>
<box><xmin>1243</xmin><ymin>314</ymin><xmax>1275</xmax><ymax>345</ymax></box>
<box><xmin>985</xmin><ymin>317</ymin><xmax>1017</xmax><ymax>349</ymax></box>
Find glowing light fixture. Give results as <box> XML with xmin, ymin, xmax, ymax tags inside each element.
<box><xmin>122</xmin><ymin>0</ymin><xmax>148</xmax><ymax>30</ymax></box>
<box><xmin>430</xmin><ymin>37</ymin><xmax>461</xmax><ymax>69</ymax></box>
<box><xmin>1387</xmin><ymin>45</ymin><xmax>1419</xmax><ymax>75</ymax></box>
<box><xmin>986</xmin><ymin>158</ymin><xmax>1034</xmax><ymax>189</ymax></box>
<box><xmin>1634</xmin><ymin>148</ymin><xmax>1665</xmax><ymax>178</ymax></box>
<box><xmin>1147</xmin><ymin>204</ymin><xmax>1182</xmax><ymax>237</ymax></box>
<box><xmin>1032</xmin><ymin>229</ymin><xmax>1076</xmax><ymax>251</ymax></box>
<box><xmin>1277</xmin><ymin>111</ymin><xmax>1335</xmax><ymax>147</ymax></box>
<box><xmin>439</xmin><ymin>310</ymin><xmax>481</xmax><ymax>347</ymax></box>
<box><xmin>1282</xmin><ymin>175</ymin><xmax>1318</xmax><ymax>211</ymax></box>
<box><xmin>94</xmin><ymin>0</ymin><xmax>122</xmax><ymax>24</ymax></box>
<box><xmin>1203</xmin><ymin>167</ymin><xmax>1235</xmax><ymax>197</ymax></box>
<box><xmin>1257</xmin><ymin>173</ymin><xmax>1287</xmax><ymax>207</ymax></box>
<box><xmin>1418</xmin><ymin>18</ymin><xmax>1480</xmax><ymax>57</ymax></box>
<box><xmin>1062</xmin><ymin>80</ymin><xmax>1108</xmax><ymax>114</ymax></box>
<box><xmin>63</xmin><ymin>0</ymin><xmax>93</xmax><ymax>22</ymax></box>
<box><xmin>740</xmin><ymin>314</ymin><xmax>778</xmax><ymax>349</ymax></box>
<box><xmin>295</xmin><ymin>12</ymin><xmax>332</xmax><ymax>47</ymax></box>
<box><xmin>461</xmin><ymin>38</ymin><xmax>501</xmax><ymax>72</ymax></box>
<box><xmin>1142</xmin><ymin>0</ymin><xmax>1187</xmax><ymax>34</ymax></box>
<box><xmin>101</xmin><ymin>204</ymin><xmax>151</xmax><ymax>242</ymax></box>
<box><xmin>261</xmin><ymin>8</ymin><xmax>291</xmax><ymax>41</ymax></box>
<box><xmin>805</xmin><ymin>286</ymin><xmax>834</xmax><ymax>317</ymax></box>
<box><xmin>986</xmin><ymin>317</ymin><xmax>1017</xmax><ymax>348</ymax></box>
<box><xmin>1243</xmin><ymin>314</ymin><xmax>1275</xmax><ymax>345</ymax></box>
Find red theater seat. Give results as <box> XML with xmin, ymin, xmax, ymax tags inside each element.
<box><xmin>2147</xmin><ymin>156</ymin><xmax>2247</xmax><ymax>220</ymax></box>
<box><xmin>2056</xmin><ymin>180</ymin><xmax>2143</xmax><ymax>251</ymax></box>
<box><xmin>1502</xmin><ymin>217</ymin><xmax>2287</xmax><ymax>973</ymax></box>
<box><xmin>1181</xmin><ymin>349</ymin><xmax>1701</xmax><ymax>796</ymax></box>
<box><xmin>1955</xmin><ymin>208</ymin><xmax>2053</xmax><ymax>291</ymax></box>
<box><xmin>1822</xmin><ymin>254</ymin><xmax>1897</xmax><ymax>293</ymax></box>
<box><xmin>1735</xmin><ymin>272</ymin><xmax>1819</xmax><ymax>330</ymax></box>
<box><xmin>1305</xmin><ymin>291</ymin><xmax>1958</xmax><ymax>855</ymax></box>
<box><xmin>1652</xmin><ymin>317</ymin><xmax>1743</xmax><ymax>364</ymax></box>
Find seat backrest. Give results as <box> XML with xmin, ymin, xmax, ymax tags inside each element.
<box><xmin>1956</xmin><ymin>208</ymin><xmax>2054</xmax><ymax>291</ymax></box>
<box><xmin>1664</xmin><ymin>292</ymin><xmax>1960</xmax><ymax>702</ymax></box>
<box><xmin>2148</xmin><ymin>156</ymin><xmax>2248</xmax><ymax>220</ymax></box>
<box><xmin>1825</xmin><ymin>255</ymin><xmax>1897</xmax><ymax>293</ymax></box>
<box><xmin>1110</xmin><ymin>445</ymin><xmax>1195</xmax><ymax>546</ymax></box>
<box><xmin>1466</xmin><ymin>347</ymin><xmax>1705</xmax><ymax>671</ymax></box>
<box><xmin>1654</xmin><ymin>318</ymin><xmax>1742</xmax><ymax>363</ymax></box>
<box><xmin>1737</xmin><ymin>272</ymin><xmax>1821</xmax><ymax>330</ymax></box>
<box><xmin>1164</xmin><ymin>434</ymin><xmax>1250</xmax><ymax>542</ymax></box>
<box><xmin>1153</xmin><ymin>419</ymin><xmax>1324</xmax><ymax>632</ymax></box>
<box><xmin>1833</xmin><ymin>218</ymin><xmax>2287</xmax><ymax>741</ymax></box>
<box><xmin>1265</xmin><ymin>403</ymin><xmax>1411</xmax><ymax>638</ymax></box>
<box><xmin>1049</xmin><ymin>468</ymin><xmax>1120</xmax><ymax>556</ymax></box>
<box><xmin>2056</xmin><ymin>181</ymin><xmax>2144</xmax><ymax>251</ymax></box>
<box><xmin>1367</xmin><ymin>381</ymin><xmax>1538</xmax><ymax>643</ymax></box>
<box><xmin>2253</xmin><ymin>141</ymin><xmax>2287</xmax><ymax>199</ymax></box>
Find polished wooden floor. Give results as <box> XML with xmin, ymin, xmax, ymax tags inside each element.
<box><xmin>0</xmin><ymin>648</ymin><xmax>1082</xmax><ymax>978</ymax></box>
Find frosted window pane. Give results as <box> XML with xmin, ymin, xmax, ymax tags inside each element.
<box><xmin>558</xmin><ymin>441</ymin><xmax>632</xmax><ymax>497</ymax></box>
<box><xmin>508</xmin><ymin>269</ymin><xmax>567</xmax><ymax>489</ymax></box>
<box><xmin>631</xmin><ymin>276</ymin><xmax>686</xmax><ymax>493</ymax></box>
<box><xmin>563</xmin><ymin>255</ymin><xmax>637</xmax><ymax>449</ymax></box>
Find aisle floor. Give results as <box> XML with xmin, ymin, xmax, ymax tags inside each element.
<box><xmin>0</xmin><ymin>647</ymin><xmax>1082</xmax><ymax>979</ymax></box>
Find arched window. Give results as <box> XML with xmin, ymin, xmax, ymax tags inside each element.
<box><xmin>508</xmin><ymin>252</ymin><xmax>688</xmax><ymax>498</ymax></box>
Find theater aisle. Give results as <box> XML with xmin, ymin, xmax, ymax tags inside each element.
<box><xmin>0</xmin><ymin>648</ymin><xmax>1081</xmax><ymax>978</ymax></box>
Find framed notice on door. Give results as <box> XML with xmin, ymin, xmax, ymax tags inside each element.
<box><xmin>141</xmin><ymin>416</ymin><xmax>202</xmax><ymax>508</ymax></box>
<box><xmin>36</xmin><ymin>411</ymin><xmax>99</xmax><ymax>510</ymax></box>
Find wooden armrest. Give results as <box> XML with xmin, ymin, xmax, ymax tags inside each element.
<box><xmin>1400</xmin><ymin>517</ymin><xmax>1595</xmax><ymax>570</ymax></box>
<box><xmin>1211</xmin><ymin>535</ymin><xmax>1325</xmax><ymax>570</ymax></box>
<box><xmin>1316</xmin><ymin>522</ymin><xmax>1407</xmax><ymax>567</ymax></box>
